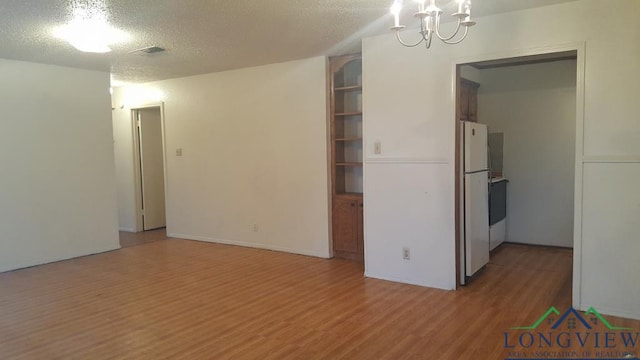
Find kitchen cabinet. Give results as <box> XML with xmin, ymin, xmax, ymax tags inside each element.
<box><xmin>332</xmin><ymin>196</ymin><xmax>364</xmax><ymax>261</ymax></box>
<box><xmin>459</xmin><ymin>78</ymin><xmax>480</xmax><ymax>122</ymax></box>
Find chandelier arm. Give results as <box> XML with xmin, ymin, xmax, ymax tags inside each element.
<box><xmin>441</xmin><ymin>26</ymin><xmax>469</xmax><ymax>44</ymax></box>
<box><xmin>395</xmin><ymin>30</ymin><xmax>426</xmax><ymax>48</ymax></box>
<box><xmin>434</xmin><ymin>17</ymin><xmax>463</xmax><ymax>42</ymax></box>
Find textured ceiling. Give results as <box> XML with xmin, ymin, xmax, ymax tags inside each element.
<box><xmin>0</xmin><ymin>0</ymin><xmax>578</xmax><ymax>84</ymax></box>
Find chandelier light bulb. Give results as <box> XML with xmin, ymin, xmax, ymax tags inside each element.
<box><xmin>390</xmin><ymin>0</ymin><xmax>404</xmax><ymax>28</ymax></box>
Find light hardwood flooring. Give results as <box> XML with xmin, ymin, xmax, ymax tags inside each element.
<box><xmin>0</xmin><ymin>236</ymin><xmax>638</xmax><ymax>359</ymax></box>
<box><xmin>119</xmin><ymin>228</ymin><xmax>167</xmax><ymax>248</ymax></box>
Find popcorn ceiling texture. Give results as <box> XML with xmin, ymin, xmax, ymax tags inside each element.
<box><xmin>0</xmin><ymin>0</ymin><xmax>577</xmax><ymax>84</ymax></box>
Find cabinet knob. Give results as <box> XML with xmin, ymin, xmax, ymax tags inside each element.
<box><xmin>351</xmin><ymin>203</ymin><xmax>355</xmax><ymax>207</ymax></box>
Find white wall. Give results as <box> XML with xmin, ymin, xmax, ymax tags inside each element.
<box><xmin>0</xmin><ymin>59</ymin><xmax>120</xmax><ymax>272</ymax></box>
<box><xmin>363</xmin><ymin>0</ymin><xmax>640</xmax><ymax>319</ymax></box>
<box><xmin>478</xmin><ymin>60</ymin><xmax>576</xmax><ymax>248</ymax></box>
<box><xmin>113</xmin><ymin>101</ymin><xmax>138</xmax><ymax>232</ymax></box>
<box><xmin>112</xmin><ymin>56</ymin><xmax>331</xmax><ymax>258</ymax></box>
<box><xmin>460</xmin><ymin>65</ymin><xmax>482</xmax><ymax>83</ymax></box>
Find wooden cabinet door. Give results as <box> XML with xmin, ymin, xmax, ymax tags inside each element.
<box><xmin>357</xmin><ymin>200</ymin><xmax>364</xmax><ymax>258</ymax></box>
<box><xmin>332</xmin><ymin>197</ymin><xmax>358</xmax><ymax>253</ymax></box>
<box><xmin>468</xmin><ymin>86</ymin><xmax>478</xmax><ymax>122</ymax></box>
<box><xmin>459</xmin><ymin>85</ymin><xmax>469</xmax><ymax>121</ymax></box>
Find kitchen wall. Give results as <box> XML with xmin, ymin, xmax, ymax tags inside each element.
<box><xmin>478</xmin><ymin>60</ymin><xmax>577</xmax><ymax>248</ymax></box>
<box><xmin>112</xmin><ymin>56</ymin><xmax>331</xmax><ymax>258</ymax></box>
<box><xmin>0</xmin><ymin>59</ymin><xmax>120</xmax><ymax>272</ymax></box>
<box><xmin>363</xmin><ymin>0</ymin><xmax>640</xmax><ymax>319</ymax></box>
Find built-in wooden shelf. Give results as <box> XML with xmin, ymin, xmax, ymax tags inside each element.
<box><xmin>334</xmin><ymin>111</ymin><xmax>362</xmax><ymax>117</ymax></box>
<box><xmin>335</xmin><ymin>85</ymin><xmax>362</xmax><ymax>92</ymax></box>
<box><xmin>330</xmin><ymin>54</ymin><xmax>364</xmax><ymax>263</ymax></box>
<box><xmin>336</xmin><ymin>162</ymin><xmax>363</xmax><ymax>167</ymax></box>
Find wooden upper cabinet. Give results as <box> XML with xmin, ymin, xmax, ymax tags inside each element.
<box><xmin>468</xmin><ymin>85</ymin><xmax>478</xmax><ymax>122</ymax></box>
<box><xmin>459</xmin><ymin>85</ymin><xmax>470</xmax><ymax>121</ymax></box>
<box><xmin>356</xmin><ymin>199</ymin><xmax>364</xmax><ymax>257</ymax></box>
<box><xmin>459</xmin><ymin>78</ymin><xmax>480</xmax><ymax>122</ymax></box>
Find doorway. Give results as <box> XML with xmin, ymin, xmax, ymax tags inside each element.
<box><xmin>132</xmin><ymin>106</ymin><xmax>167</xmax><ymax>232</ymax></box>
<box><xmin>454</xmin><ymin>50</ymin><xmax>581</xmax><ymax>297</ymax></box>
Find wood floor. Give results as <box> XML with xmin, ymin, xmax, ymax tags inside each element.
<box><xmin>119</xmin><ymin>228</ymin><xmax>167</xmax><ymax>248</ymax></box>
<box><xmin>0</xmin><ymin>236</ymin><xmax>638</xmax><ymax>359</ymax></box>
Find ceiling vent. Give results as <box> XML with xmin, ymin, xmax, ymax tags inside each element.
<box><xmin>129</xmin><ymin>46</ymin><xmax>165</xmax><ymax>55</ymax></box>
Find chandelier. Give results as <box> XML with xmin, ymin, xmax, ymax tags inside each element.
<box><xmin>390</xmin><ymin>0</ymin><xmax>476</xmax><ymax>48</ymax></box>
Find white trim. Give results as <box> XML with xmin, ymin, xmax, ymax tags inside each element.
<box><xmin>167</xmin><ymin>233</ymin><xmax>332</xmax><ymax>259</ymax></box>
<box><xmin>578</xmin><ymin>303</ymin><xmax>640</xmax><ymax>321</ymax></box>
<box><xmin>324</xmin><ymin>57</ymin><xmax>334</xmax><ymax>259</ymax></box>
<box><xmin>364</xmin><ymin>271</ymin><xmax>454</xmax><ymax>291</ymax></box>
<box><xmin>118</xmin><ymin>227</ymin><xmax>136</xmax><ymax>233</ymax></box>
<box><xmin>453</xmin><ymin>42</ymin><xmax>586</xmax><ymax>67</ymax></box>
<box><xmin>572</xmin><ymin>43</ymin><xmax>586</xmax><ymax>311</ymax></box>
<box><xmin>92</xmin><ymin>244</ymin><xmax>122</xmax><ymax>254</ymax></box>
<box><xmin>450</xmin><ymin>42</ymin><xmax>587</xmax><ymax>307</ymax></box>
<box><xmin>362</xmin><ymin>55</ymin><xmax>368</xmax><ymax>276</ymax></box>
<box><xmin>365</xmin><ymin>157</ymin><xmax>449</xmax><ymax>164</ymax></box>
<box><xmin>130</xmin><ymin>109</ymin><xmax>142</xmax><ymax>232</ymax></box>
<box><xmin>582</xmin><ymin>156</ymin><xmax>640</xmax><ymax>163</ymax></box>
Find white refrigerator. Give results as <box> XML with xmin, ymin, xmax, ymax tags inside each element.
<box><xmin>461</xmin><ymin>121</ymin><xmax>490</xmax><ymax>284</ymax></box>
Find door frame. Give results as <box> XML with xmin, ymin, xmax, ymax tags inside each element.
<box><xmin>451</xmin><ymin>42</ymin><xmax>586</xmax><ymax>310</ymax></box>
<box><xmin>130</xmin><ymin>102</ymin><xmax>168</xmax><ymax>232</ymax></box>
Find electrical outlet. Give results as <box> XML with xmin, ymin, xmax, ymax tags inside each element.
<box><xmin>252</xmin><ymin>223</ymin><xmax>258</xmax><ymax>232</ymax></box>
<box><xmin>402</xmin><ymin>247</ymin><xmax>410</xmax><ymax>260</ymax></box>
<box><xmin>176</xmin><ymin>148</ymin><xmax>183</xmax><ymax>156</ymax></box>
<box><xmin>374</xmin><ymin>141</ymin><xmax>382</xmax><ymax>155</ymax></box>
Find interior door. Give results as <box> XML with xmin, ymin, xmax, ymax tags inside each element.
<box><xmin>137</xmin><ymin>108</ymin><xmax>166</xmax><ymax>230</ymax></box>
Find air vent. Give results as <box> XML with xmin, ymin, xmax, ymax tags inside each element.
<box><xmin>129</xmin><ymin>46</ymin><xmax>165</xmax><ymax>55</ymax></box>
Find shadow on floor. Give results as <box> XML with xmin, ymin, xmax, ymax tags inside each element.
<box><xmin>119</xmin><ymin>228</ymin><xmax>168</xmax><ymax>248</ymax></box>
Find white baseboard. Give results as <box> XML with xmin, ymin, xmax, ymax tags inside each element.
<box><xmin>92</xmin><ymin>244</ymin><xmax>122</xmax><ymax>254</ymax></box>
<box><xmin>166</xmin><ymin>233</ymin><xmax>331</xmax><ymax>259</ymax></box>
<box><xmin>118</xmin><ymin>227</ymin><xmax>136</xmax><ymax>233</ymax></box>
<box><xmin>0</xmin><ymin>244</ymin><xmax>122</xmax><ymax>273</ymax></box>
<box><xmin>364</xmin><ymin>271</ymin><xmax>454</xmax><ymax>291</ymax></box>
<box><xmin>578</xmin><ymin>303</ymin><xmax>640</xmax><ymax>321</ymax></box>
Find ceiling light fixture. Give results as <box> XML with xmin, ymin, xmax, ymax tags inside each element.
<box><xmin>390</xmin><ymin>0</ymin><xmax>476</xmax><ymax>49</ymax></box>
<box><xmin>52</xmin><ymin>1</ymin><xmax>129</xmax><ymax>53</ymax></box>
<box><xmin>53</xmin><ymin>19</ymin><xmax>128</xmax><ymax>53</ymax></box>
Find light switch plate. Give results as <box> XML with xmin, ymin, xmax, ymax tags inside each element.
<box><xmin>374</xmin><ymin>141</ymin><xmax>382</xmax><ymax>155</ymax></box>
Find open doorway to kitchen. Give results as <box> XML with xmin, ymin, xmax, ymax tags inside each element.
<box><xmin>454</xmin><ymin>50</ymin><xmax>581</xmax><ymax>304</ymax></box>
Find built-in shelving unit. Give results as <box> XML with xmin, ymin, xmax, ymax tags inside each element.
<box><xmin>329</xmin><ymin>54</ymin><xmax>364</xmax><ymax>262</ymax></box>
